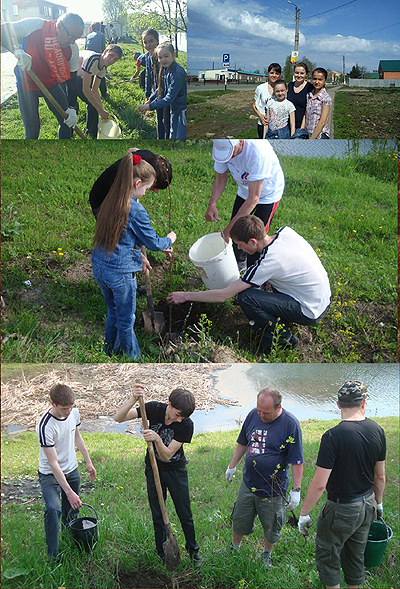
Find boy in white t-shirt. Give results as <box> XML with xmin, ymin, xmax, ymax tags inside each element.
<box><xmin>265</xmin><ymin>80</ymin><xmax>296</xmax><ymax>139</ymax></box>
<box><xmin>36</xmin><ymin>384</ymin><xmax>96</xmax><ymax>562</ymax></box>
<box><xmin>168</xmin><ymin>215</ymin><xmax>331</xmax><ymax>353</ymax></box>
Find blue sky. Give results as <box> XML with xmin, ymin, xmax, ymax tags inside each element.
<box><xmin>188</xmin><ymin>0</ymin><xmax>400</xmax><ymax>75</ymax></box>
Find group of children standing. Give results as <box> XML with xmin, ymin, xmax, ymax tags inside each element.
<box><xmin>134</xmin><ymin>28</ymin><xmax>187</xmax><ymax>140</ymax></box>
<box><xmin>253</xmin><ymin>62</ymin><xmax>332</xmax><ymax>139</ymax></box>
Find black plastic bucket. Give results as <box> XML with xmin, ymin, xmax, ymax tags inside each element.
<box><xmin>364</xmin><ymin>518</ymin><xmax>393</xmax><ymax>567</ymax></box>
<box><xmin>67</xmin><ymin>503</ymin><xmax>98</xmax><ymax>552</ymax></box>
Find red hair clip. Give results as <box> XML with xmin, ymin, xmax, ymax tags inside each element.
<box><xmin>132</xmin><ymin>154</ymin><xmax>142</xmax><ymax>164</ymax></box>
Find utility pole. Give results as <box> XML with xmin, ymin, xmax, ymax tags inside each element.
<box><xmin>294</xmin><ymin>6</ymin><xmax>300</xmax><ymax>53</ymax></box>
<box><xmin>342</xmin><ymin>55</ymin><xmax>346</xmax><ymax>84</ymax></box>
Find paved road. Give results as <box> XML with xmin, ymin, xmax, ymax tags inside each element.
<box><xmin>188</xmin><ymin>83</ymin><xmax>258</xmax><ymax>93</ymax></box>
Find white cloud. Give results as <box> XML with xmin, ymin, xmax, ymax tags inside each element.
<box><xmin>308</xmin><ymin>34</ymin><xmax>400</xmax><ymax>55</ymax></box>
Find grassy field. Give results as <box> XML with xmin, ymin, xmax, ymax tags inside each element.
<box><xmin>1</xmin><ymin>139</ymin><xmax>397</xmax><ymax>363</ymax></box>
<box><xmin>187</xmin><ymin>86</ymin><xmax>400</xmax><ymax>140</ymax></box>
<box><xmin>0</xmin><ymin>43</ymin><xmax>187</xmax><ymax>140</ymax></box>
<box><xmin>333</xmin><ymin>88</ymin><xmax>400</xmax><ymax>141</ymax></box>
<box><xmin>1</xmin><ymin>417</ymin><xmax>398</xmax><ymax>589</ymax></box>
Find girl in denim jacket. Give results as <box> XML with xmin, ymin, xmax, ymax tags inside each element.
<box><xmin>92</xmin><ymin>152</ymin><xmax>176</xmax><ymax>360</ymax></box>
<box><xmin>139</xmin><ymin>42</ymin><xmax>187</xmax><ymax>139</ymax></box>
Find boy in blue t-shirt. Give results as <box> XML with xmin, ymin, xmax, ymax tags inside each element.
<box><xmin>224</xmin><ymin>388</ymin><xmax>303</xmax><ymax>567</ymax></box>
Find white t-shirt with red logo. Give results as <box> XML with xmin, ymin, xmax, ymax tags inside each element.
<box><xmin>213</xmin><ymin>140</ymin><xmax>284</xmax><ymax>205</ymax></box>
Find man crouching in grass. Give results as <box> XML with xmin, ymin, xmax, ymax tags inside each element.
<box><xmin>168</xmin><ymin>215</ymin><xmax>331</xmax><ymax>354</ymax></box>
<box><xmin>114</xmin><ymin>384</ymin><xmax>201</xmax><ymax>567</ymax></box>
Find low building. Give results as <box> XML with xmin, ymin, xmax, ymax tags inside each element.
<box><xmin>1</xmin><ymin>0</ymin><xmax>67</xmax><ymax>22</ymax></box>
<box><xmin>378</xmin><ymin>60</ymin><xmax>400</xmax><ymax>80</ymax></box>
<box><xmin>198</xmin><ymin>68</ymin><xmax>267</xmax><ymax>83</ymax></box>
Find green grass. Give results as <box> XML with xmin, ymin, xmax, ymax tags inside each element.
<box><xmin>0</xmin><ymin>43</ymin><xmax>187</xmax><ymax>139</ymax></box>
<box><xmin>1</xmin><ymin>140</ymin><xmax>397</xmax><ymax>363</ymax></box>
<box><xmin>1</xmin><ymin>417</ymin><xmax>398</xmax><ymax>588</ymax></box>
<box><xmin>333</xmin><ymin>88</ymin><xmax>400</xmax><ymax>140</ymax></box>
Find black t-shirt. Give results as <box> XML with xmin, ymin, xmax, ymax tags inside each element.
<box><xmin>287</xmin><ymin>81</ymin><xmax>314</xmax><ymax>129</ymax></box>
<box><xmin>317</xmin><ymin>418</ymin><xmax>386</xmax><ymax>499</ymax></box>
<box><xmin>89</xmin><ymin>150</ymin><xmax>156</xmax><ymax>215</ymax></box>
<box><xmin>137</xmin><ymin>401</ymin><xmax>193</xmax><ymax>471</ymax></box>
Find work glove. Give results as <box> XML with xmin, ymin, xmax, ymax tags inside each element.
<box><xmin>64</xmin><ymin>107</ymin><xmax>78</xmax><ymax>128</ymax></box>
<box><xmin>376</xmin><ymin>503</ymin><xmax>383</xmax><ymax>519</ymax></box>
<box><xmin>287</xmin><ymin>489</ymin><xmax>301</xmax><ymax>509</ymax></box>
<box><xmin>298</xmin><ymin>514</ymin><xmax>312</xmax><ymax>536</ymax></box>
<box><xmin>225</xmin><ymin>465</ymin><xmax>236</xmax><ymax>483</ymax></box>
<box><xmin>15</xmin><ymin>48</ymin><xmax>32</xmax><ymax>71</ymax></box>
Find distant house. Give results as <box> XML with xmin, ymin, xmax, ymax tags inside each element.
<box><xmin>198</xmin><ymin>68</ymin><xmax>267</xmax><ymax>83</ymax></box>
<box><xmin>378</xmin><ymin>60</ymin><xmax>400</xmax><ymax>80</ymax></box>
<box><xmin>328</xmin><ymin>70</ymin><xmax>342</xmax><ymax>82</ymax></box>
<box><xmin>1</xmin><ymin>0</ymin><xmax>67</xmax><ymax>22</ymax></box>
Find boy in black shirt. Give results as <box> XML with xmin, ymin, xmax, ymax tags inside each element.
<box><xmin>114</xmin><ymin>384</ymin><xmax>200</xmax><ymax>566</ymax></box>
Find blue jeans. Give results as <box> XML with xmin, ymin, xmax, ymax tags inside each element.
<box><xmin>16</xmin><ymin>77</ymin><xmax>72</xmax><ymax>140</ymax></box>
<box><xmin>92</xmin><ymin>265</ymin><xmax>140</xmax><ymax>360</ymax></box>
<box><xmin>39</xmin><ymin>468</ymin><xmax>80</xmax><ymax>559</ymax></box>
<box><xmin>170</xmin><ymin>109</ymin><xmax>187</xmax><ymax>139</ymax></box>
<box><xmin>238</xmin><ymin>288</ymin><xmax>330</xmax><ymax>352</ymax></box>
<box><xmin>265</xmin><ymin>125</ymin><xmax>291</xmax><ymax>139</ymax></box>
<box><xmin>156</xmin><ymin>106</ymin><xmax>170</xmax><ymax>139</ymax></box>
<box><xmin>145</xmin><ymin>464</ymin><xmax>199</xmax><ymax>558</ymax></box>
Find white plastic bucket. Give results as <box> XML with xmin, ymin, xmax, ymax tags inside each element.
<box><xmin>97</xmin><ymin>116</ymin><xmax>121</xmax><ymax>139</ymax></box>
<box><xmin>189</xmin><ymin>232</ymin><xmax>239</xmax><ymax>290</ymax></box>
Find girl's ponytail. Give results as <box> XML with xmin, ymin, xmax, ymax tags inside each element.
<box><xmin>93</xmin><ymin>151</ymin><xmax>156</xmax><ymax>253</ymax></box>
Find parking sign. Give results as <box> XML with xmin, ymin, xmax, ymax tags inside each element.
<box><xmin>223</xmin><ymin>53</ymin><xmax>230</xmax><ymax>66</ymax></box>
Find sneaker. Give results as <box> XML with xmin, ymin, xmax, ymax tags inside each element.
<box><xmin>191</xmin><ymin>552</ymin><xmax>202</xmax><ymax>568</ymax></box>
<box><xmin>260</xmin><ymin>550</ymin><xmax>272</xmax><ymax>568</ymax></box>
<box><xmin>238</xmin><ymin>261</ymin><xmax>247</xmax><ymax>274</ymax></box>
<box><xmin>216</xmin><ymin>541</ymin><xmax>239</xmax><ymax>554</ymax></box>
<box><xmin>282</xmin><ymin>333</ymin><xmax>299</xmax><ymax>349</ymax></box>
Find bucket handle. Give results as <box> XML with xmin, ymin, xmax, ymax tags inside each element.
<box><xmin>377</xmin><ymin>516</ymin><xmax>391</xmax><ymax>540</ymax></box>
<box><xmin>213</xmin><ymin>219</ymin><xmax>228</xmax><ymax>252</ymax></box>
<box><xmin>67</xmin><ymin>502</ymin><xmax>98</xmax><ymax>523</ymax></box>
<box><xmin>110</xmin><ymin>113</ymin><xmax>120</xmax><ymax>126</ymax></box>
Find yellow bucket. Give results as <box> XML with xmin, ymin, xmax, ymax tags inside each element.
<box><xmin>97</xmin><ymin>114</ymin><xmax>121</xmax><ymax>139</ymax></box>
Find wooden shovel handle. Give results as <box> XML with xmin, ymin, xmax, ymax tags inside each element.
<box><xmin>138</xmin><ymin>397</ymin><xmax>171</xmax><ymax>529</ymax></box>
<box><xmin>26</xmin><ymin>69</ymin><xmax>87</xmax><ymax>140</ymax></box>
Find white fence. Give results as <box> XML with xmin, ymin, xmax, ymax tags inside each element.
<box><xmin>349</xmin><ymin>79</ymin><xmax>400</xmax><ymax>87</ymax></box>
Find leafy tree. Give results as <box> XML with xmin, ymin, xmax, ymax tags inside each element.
<box><xmin>102</xmin><ymin>0</ymin><xmax>126</xmax><ymax>22</ymax></box>
<box><xmin>282</xmin><ymin>54</ymin><xmax>316</xmax><ymax>82</ymax></box>
<box><xmin>128</xmin><ymin>11</ymin><xmax>165</xmax><ymax>43</ymax></box>
<box><xmin>349</xmin><ymin>63</ymin><xmax>367</xmax><ymax>79</ymax></box>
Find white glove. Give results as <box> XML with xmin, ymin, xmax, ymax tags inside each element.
<box><xmin>376</xmin><ymin>503</ymin><xmax>383</xmax><ymax>518</ymax></box>
<box><xmin>287</xmin><ymin>489</ymin><xmax>301</xmax><ymax>509</ymax></box>
<box><xmin>225</xmin><ymin>466</ymin><xmax>236</xmax><ymax>483</ymax></box>
<box><xmin>298</xmin><ymin>514</ymin><xmax>312</xmax><ymax>536</ymax></box>
<box><xmin>15</xmin><ymin>48</ymin><xmax>32</xmax><ymax>71</ymax></box>
<box><xmin>64</xmin><ymin>107</ymin><xmax>78</xmax><ymax>128</ymax></box>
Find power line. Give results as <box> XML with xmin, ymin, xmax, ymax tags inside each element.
<box><xmin>358</xmin><ymin>21</ymin><xmax>400</xmax><ymax>36</ymax></box>
<box><xmin>301</xmin><ymin>0</ymin><xmax>357</xmax><ymax>21</ymax></box>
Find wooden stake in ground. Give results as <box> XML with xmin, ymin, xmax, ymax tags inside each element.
<box><xmin>26</xmin><ymin>69</ymin><xmax>86</xmax><ymax>140</ymax></box>
<box><xmin>138</xmin><ymin>396</ymin><xmax>181</xmax><ymax>571</ymax></box>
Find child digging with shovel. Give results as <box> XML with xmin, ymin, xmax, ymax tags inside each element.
<box><xmin>114</xmin><ymin>384</ymin><xmax>201</xmax><ymax>567</ymax></box>
<box><xmin>92</xmin><ymin>152</ymin><xmax>176</xmax><ymax>360</ymax></box>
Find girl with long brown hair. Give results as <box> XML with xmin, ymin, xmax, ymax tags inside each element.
<box><xmin>138</xmin><ymin>42</ymin><xmax>187</xmax><ymax>139</ymax></box>
<box><xmin>92</xmin><ymin>151</ymin><xmax>176</xmax><ymax>360</ymax></box>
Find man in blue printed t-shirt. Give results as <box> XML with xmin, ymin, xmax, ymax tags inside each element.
<box><xmin>224</xmin><ymin>387</ymin><xmax>304</xmax><ymax>567</ymax></box>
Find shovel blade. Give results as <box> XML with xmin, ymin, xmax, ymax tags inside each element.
<box><xmin>142</xmin><ymin>310</ymin><xmax>165</xmax><ymax>334</ymax></box>
<box><xmin>163</xmin><ymin>533</ymin><xmax>180</xmax><ymax>571</ymax></box>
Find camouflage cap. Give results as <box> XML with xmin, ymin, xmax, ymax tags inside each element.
<box><xmin>337</xmin><ymin>381</ymin><xmax>367</xmax><ymax>403</ymax></box>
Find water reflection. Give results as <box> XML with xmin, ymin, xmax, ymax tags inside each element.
<box><xmin>193</xmin><ymin>363</ymin><xmax>399</xmax><ymax>433</ymax></box>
